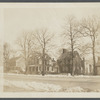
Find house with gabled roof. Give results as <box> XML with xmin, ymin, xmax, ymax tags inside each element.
<box><xmin>57</xmin><ymin>49</ymin><xmax>85</xmax><ymax>75</ymax></box>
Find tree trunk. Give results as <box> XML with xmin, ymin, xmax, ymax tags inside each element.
<box><xmin>25</xmin><ymin>58</ymin><xmax>29</xmax><ymax>74</ymax></box>
<box><xmin>83</xmin><ymin>58</ymin><xmax>85</xmax><ymax>75</ymax></box>
<box><xmin>25</xmin><ymin>59</ymin><xmax>28</xmax><ymax>74</ymax></box>
<box><xmin>92</xmin><ymin>40</ymin><xmax>97</xmax><ymax>75</ymax></box>
<box><xmin>42</xmin><ymin>48</ymin><xmax>45</xmax><ymax>76</ymax></box>
<box><xmin>71</xmin><ymin>40</ymin><xmax>74</xmax><ymax>76</ymax></box>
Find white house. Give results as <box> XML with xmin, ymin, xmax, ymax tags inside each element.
<box><xmin>16</xmin><ymin>57</ymin><xmax>26</xmax><ymax>72</ymax></box>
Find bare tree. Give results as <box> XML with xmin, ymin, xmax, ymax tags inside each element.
<box><xmin>80</xmin><ymin>16</ymin><xmax>100</xmax><ymax>75</ymax></box>
<box><xmin>16</xmin><ymin>32</ymin><xmax>33</xmax><ymax>74</ymax></box>
<box><xmin>63</xmin><ymin>16</ymin><xmax>81</xmax><ymax>76</ymax></box>
<box><xmin>32</xmin><ymin>28</ymin><xmax>54</xmax><ymax>76</ymax></box>
<box><xmin>3</xmin><ymin>42</ymin><xmax>10</xmax><ymax>72</ymax></box>
<box><xmin>78</xmin><ymin>43</ymin><xmax>92</xmax><ymax>58</ymax></box>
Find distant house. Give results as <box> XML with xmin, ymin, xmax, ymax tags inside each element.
<box><xmin>57</xmin><ymin>49</ymin><xmax>85</xmax><ymax>75</ymax></box>
<box><xmin>6</xmin><ymin>56</ymin><xmax>25</xmax><ymax>73</ymax></box>
<box><xmin>16</xmin><ymin>57</ymin><xmax>26</xmax><ymax>72</ymax></box>
<box><xmin>96</xmin><ymin>57</ymin><xmax>100</xmax><ymax>75</ymax></box>
<box><xmin>8</xmin><ymin>57</ymin><xmax>17</xmax><ymax>70</ymax></box>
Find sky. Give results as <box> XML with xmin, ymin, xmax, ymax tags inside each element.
<box><xmin>1</xmin><ymin>3</ymin><xmax>100</xmax><ymax>60</ymax></box>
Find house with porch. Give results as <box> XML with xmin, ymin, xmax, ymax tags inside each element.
<box><xmin>27</xmin><ymin>53</ymin><xmax>59</xmax><ymax>74</ymax></box>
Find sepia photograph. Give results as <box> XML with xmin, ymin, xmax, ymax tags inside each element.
<box><xmin>1</xmin><ymin>3</ymin><xmax>100</xmax><ymax>97</ymax></box>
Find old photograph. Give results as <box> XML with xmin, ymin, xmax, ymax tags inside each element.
<box><xmin>1</xmin><ymin>3</ymin><xmax>100</xmax><ymax>97</ymax></box>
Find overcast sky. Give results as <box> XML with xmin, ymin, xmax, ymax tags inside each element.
<box><xmin>1</xmin><ymin>3</ymin><xmax>100</xmax><ymax>59</ymax></box>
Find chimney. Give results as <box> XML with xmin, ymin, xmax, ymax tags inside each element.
<box><xmin>63</xmin><ymin>49</ymin><xmax>67</xmax><ymax>53</ymax></box>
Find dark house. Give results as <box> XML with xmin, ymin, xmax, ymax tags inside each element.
<box><xmin>57</xmin><ymin>49</ymin><xmax>85</xmax><ymax>75</ymax></box>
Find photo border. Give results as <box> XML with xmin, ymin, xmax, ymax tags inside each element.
<box><xmin>0</xmin><ymin>2</ymin><xmax>100</xmax><ymax>99</ymax></box>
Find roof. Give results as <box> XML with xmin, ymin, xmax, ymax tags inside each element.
<box><xmin>58</xmin><ymin>52</ymin><xmax>70</xmax><ymax>61</ymax></box>
<box><xmin>30</xmin><ymin>52</ymin><xmax>51</xmax><ymax>60</ymax></box>
<box><xmin>58</xmin><ymin>49</ymin><xmax>80</xmax><ymax>61</ymax></box>
<box><xmin>16</xmin><ymin>56</ymin><xmax>25</xmax><ymax>63</ymax></box>
<box><xmin>9</xmin><ymin>56</ymin><xmax>20</xmax><ymax>62</ymax></box>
